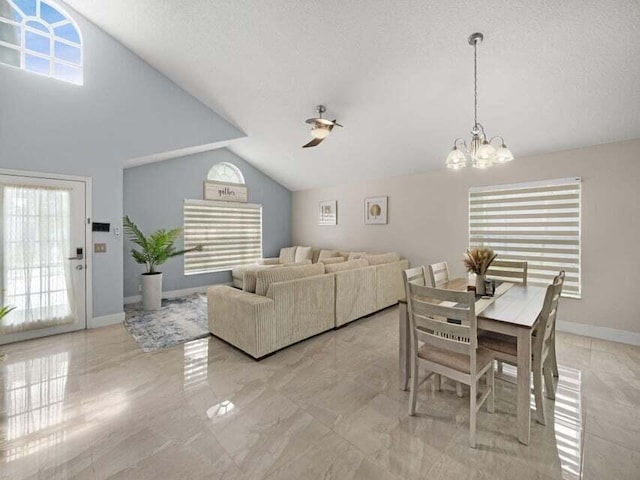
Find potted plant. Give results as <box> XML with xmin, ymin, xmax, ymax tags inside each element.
<box><xmin>0</xmin><ymin>295</ymin><xmax>15</xmax><ymax>361</ymax></box>
<box><xmin>123</xmin><ymin>216</ymin><xmax>202</xmax><ymax>311</ymax></box>
<box><xmin>463</xmin><ymin>247</ymin><xmax>497</xmax><ymax>295</ymax></box>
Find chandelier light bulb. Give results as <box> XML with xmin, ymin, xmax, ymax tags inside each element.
<box><xmin>494</xmin><ymin>144</ymin><xmax>514</xmax><ymax>163</ymax></box>
<box><xmin>446</xmin><ymin>147</ymin><xmax>467</xmax><ymax>169</ymax></box>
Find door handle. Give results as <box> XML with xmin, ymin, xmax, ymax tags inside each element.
<box><xmin>75</xmin><ymin>265</ymin><xmax>84</xmax><ymax>270</ymax></box>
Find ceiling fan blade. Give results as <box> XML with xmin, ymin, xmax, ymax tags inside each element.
<box><xmin>302</xmin><ymin>137</ymin><xmax>325</xmax><ymax>148</ymax></box>
<box><xmin>331</xmin><ymin>120</ymin><xmax>343</xmax><ymax>127</ymax></box>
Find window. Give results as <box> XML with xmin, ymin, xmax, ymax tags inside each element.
<box><xmin>183</xmin><ymin>199</ymin><xmax>262</xmax><ymax>274</ymax></box>
<box><xmin>0</xmin><ymin>0</ymin><xmax>83</xmax><ymax>85</ymax></box>
<box><xmin>469</xmin><ymin>177</ymin><xmax>581</xmax><ymax>298</ymax></box>
<box><xmin>208</xmin><ymin>162</ymin><xmax>245</xmax><ymax>185</ymax></box>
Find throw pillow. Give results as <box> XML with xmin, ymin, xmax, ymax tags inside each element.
<box><xmin>347</xmin><ymin>251</ymin><xmax>367</xmax><ymax>261</ymax></box>
<box><xmin>320</xmin><ymin>256</ymin><xmax>345</xmax><ymax>265</ymax></box>
<box><xmin>279</xmin><ymin>246</ymin><xmax>297</xmax><ymax>264</ymax></box>
<box><xmin>294</xmin><ymin>246</ymin><xmax>313</xmax><ymax>263</ymax></box>
<box><xmin>318</xmin><ymin>249</ymin><xmax>339</xmax><ymax>261</ymax></box>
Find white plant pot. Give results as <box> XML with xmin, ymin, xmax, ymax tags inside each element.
<box><xmin>142</xmin><ymin>273</ymin><xmax>163</xmax><ymax>311</ymax></box>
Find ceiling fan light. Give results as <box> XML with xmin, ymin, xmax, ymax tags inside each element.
<box><xmin>494</xmin><ymin>144</ymin><xmax>514</xmax><ymax>163</ymax></box>
<box><xmin>311</xmin><ymin>125</ymin><xmax>331</xmax><ymax>139</ymax></box>
<box><xmin>446</xmin><ymin>147</ymin><xmax>467</xmax><ymax>169</ymax></box>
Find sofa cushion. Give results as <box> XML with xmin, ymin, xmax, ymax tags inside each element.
<box><xmin>294</xmin><ymin>246</ymin><xmax>313</xmax><ymax>263</ymax></box>
<box><xmin>242</xmin><ymin>265</ymin><xmax>277</xmax><ymax>293</ymax></box>
<box><xmin>347</xmin><ymin>251</ymin><xmax>367</xmax><ymax>261</ymax></box>
<box><xmin>255</xmin><ymin>263</ymin><xmax>325</xmax><ymax>296</ymax></box>
<box><xmin>279</xmin><ymin>246</ymin><xmax>297</xmax><ymax>264</ymax></box>
<box><xmin>320</xmin><ymin>256</ymin><xmax>345</xmax><ymax>265</ymax></box>
<box><xmin>363</xmin><ymin>252</ymin><xmax>401</xmax><ymax>265</ymax></box>
<box><xmin>324</xmin><ymin>259</ymin><xmax>369</xmax><ymax>273</ymax></box>
<box><xmin>283</xmin><ymin>260</ymin><xmax>312</xmax><ymax>267</ymax></box>
<box><xmin>318</xmin><ymin>249</ymin><xmax>340</xmax><ymax>261</ymax></box>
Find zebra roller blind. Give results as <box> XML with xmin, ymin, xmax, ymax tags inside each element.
<box><xmin>184</xmin><ymin>199</ymin><xmax>262</xmax><ymax>275</ymax></box>
<box><xmin>469</xmin><ymin>177</ymin><xmax>581</xmax><ymax>298</ymax></box>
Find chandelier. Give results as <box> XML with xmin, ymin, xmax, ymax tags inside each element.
<box><xmin>446</xmin><ymin>33</ymin><xmax>514</xmax><ymax>170</ymax></box>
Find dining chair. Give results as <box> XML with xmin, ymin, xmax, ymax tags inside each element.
<box><xmin>486</xmin><ymin>260</ymin><xmax>528</xmax><ymax>374</ymax></box>
<box><xmin>486</xmin><ymin>259</ymin><xmax>528</xmax><ymax>286</ymax></box>
<box><xmin>403</xmin><ymin>266</ymin><xmax>465</xmax><ymax>398</ymax></box>
<box><xmin>428</xmin><ymin>261</ymin><xmax>450</xmax><ymax>287</ymax></box>
<box><xmin>479</xmin><ymin>271</ymin><xmax>565</xmax><ymax>426</ymax></box>
<box><xmin>403</xmin><ymin>273</ymin><xmax>494</xmax><ymax>448</ymax></box>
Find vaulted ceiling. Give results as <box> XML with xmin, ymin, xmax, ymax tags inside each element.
<box><xmin>64</xmin><ymin>0</ymin><xmax>640</xmax><ymax>191</ymax></box>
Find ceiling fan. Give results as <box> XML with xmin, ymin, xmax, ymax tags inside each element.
<box><xmin>302</xmin><ymin>105</ymin><xmax>343</xmax><ymax>148</ymax></box>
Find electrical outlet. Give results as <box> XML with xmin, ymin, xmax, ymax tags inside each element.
<box><xmin>94</xmin><ymin>243</ymin><xmax>107</xmax><ymax>253</ymax></box>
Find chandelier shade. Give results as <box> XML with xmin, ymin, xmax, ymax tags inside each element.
<box><xmin>445</xmin><ymin>33</ymin><xmax>514</xmax><ymax>170</ymax></box>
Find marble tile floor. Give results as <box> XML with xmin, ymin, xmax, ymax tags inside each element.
<box><xmin>1</xmin><ymin>306</ymin><xmax>639</xmax><ymax>480</ymax></box>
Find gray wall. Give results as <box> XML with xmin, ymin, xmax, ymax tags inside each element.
<box><xmin>123</xmin><ymin>149</ymin><xmax>291</xmax><ymax>298</ymax></box>
<box><xmin>293</xmin><ymin>139</ymin><xmax>640</xmax><ymax>343</ymax></box>
<box><xmin>0</xmin><ymin>2</ymin><xmax>243</xmax><ymax>323</ymax></box>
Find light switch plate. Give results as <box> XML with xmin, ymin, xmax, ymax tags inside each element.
<box><xmin>94</xmin><ymin>243</ymin><xmax>107</xmax><ymax>253</ymax></box>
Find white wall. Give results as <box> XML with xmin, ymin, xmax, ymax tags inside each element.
<box><xmin>293</xmin><ymin>139</ymin><xmax>640</xmax><ymax>343</ymax></box>
<box><xmin>0</xmin><ymin>2</ymin><xmax>244</xmax><ymax>324</ymax></box>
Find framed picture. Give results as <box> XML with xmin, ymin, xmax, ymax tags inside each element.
<box><xmin>318</xmin><ymin>200</ymin><xmax>337</xmax><ymax>225</ymax></box>
<box><xmin>203</xmin><ymin>180</ymin><xmax>248</xmax><ymax>203</ymax></box>
<box><xmin>364</xmin><ymin>196</ymin><xmax>388</xmax><ymax>225</ymax></box>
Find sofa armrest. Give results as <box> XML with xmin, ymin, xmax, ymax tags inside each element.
<box><xmin>374</xmin><ymin>259</ymin><xmax>410</xmax><ymax>310</ymax></box>
<box><xmin>259</xmin><ymin>257</ymin><xmax>280</xmax><ymax>265</ymax></box>
<box><xmin>334</xmin><ymin>266</ymin><xmax>377</xmax><ymax>326</ymax></box>
<box><xmin>266</xmin><ymin>274</ymin><xmax>335</xmax><ymax>346</ymax></box>
<box><xmin>207</xmin><ymin>285</ymin><xmax>274</xmax><ymax>358</ymax></box>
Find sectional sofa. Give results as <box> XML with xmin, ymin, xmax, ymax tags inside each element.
<box><xmin>207</xmin><ymin>247</ymin><xmax>409</xmax><ymax>359</ymax></box>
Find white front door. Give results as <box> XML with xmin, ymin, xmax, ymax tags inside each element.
<box><xmin>0</xmin><ymin>172</ymin><xmax>88</xmax><ymax>345</ymax></box>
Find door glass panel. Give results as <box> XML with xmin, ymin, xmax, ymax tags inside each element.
<box><xmin>1</xmin><ymin>185</ymin><xmax>76</xmax><ymax>334</ymax></box>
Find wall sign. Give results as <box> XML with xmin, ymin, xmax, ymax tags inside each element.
<box><xmin>203</xmin><ymin>181</ymin><xmax>248</xmax><ymax>203</ymax></box>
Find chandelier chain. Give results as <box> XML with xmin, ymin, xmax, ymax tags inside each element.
<box><xmin>474</xmin><ymin>41</ymin><xmax>478</xmax><ymax>128</ymax></box>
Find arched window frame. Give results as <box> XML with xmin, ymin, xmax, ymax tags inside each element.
<box><xmin>0</xmin><ymin>0</ymin><xmax>83</xmax><ymax>85</ymax></box>
<box><xmin>207</xmin><ymin>162</ymin><xmax>245</xmax><ymax>185</ymax></box>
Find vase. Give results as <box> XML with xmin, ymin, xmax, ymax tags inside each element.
<box><xmin>475</xmin><ymin>274</ymin><xmax>486</xmax><ymax>296</ymax></box>
<box><xmin>142</xmin><ymin>272</ymin><xmax>163</xmax><ymax>311</ymax></box>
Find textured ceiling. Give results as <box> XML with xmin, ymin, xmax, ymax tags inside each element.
<box><xmin>64</xmin><ymin>0</ymin><xmax>640</xmax><ymax>191</ymax></box>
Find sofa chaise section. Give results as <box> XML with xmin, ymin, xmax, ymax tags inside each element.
<box><xmin>208</xmin><ymin>263</ymin><xmax>334</xmax><ymax>358</ymax></box>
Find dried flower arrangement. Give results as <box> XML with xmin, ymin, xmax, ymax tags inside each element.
<box><xmin>463</xmin><ymin>247</ymin><xmax>497</xmax><ymax>276</ymax></box>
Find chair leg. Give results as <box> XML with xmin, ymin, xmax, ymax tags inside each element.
<box><xmin>487</xmin><ymin>366</ymin><xmax>495</xmax><ymax>414</ymax></box>
<box><xmin>533</xmin><ymin>364</ymin><xmax>546</xmax><ymax>426</ymax></box>
<box><xmin>469</xmin><ymin>380</ymin><xmax>477</xmax><ymax>448</ymax></box>
<box><xmin>543</xmin><ymin>360</ymin><xmax>556</xmax><ymax>400</ymax></box>
<box><xmin>433</xmin><ymin>374</ymin><xmax>441</xmax><ymax>392</ymax></box>
<box><xmin>409</xmin><ymin>356</ymin><xmax>419</xmax><ymax>416</ymax></box>
<box><xmin>550</xmin><ymin>332</ymin><xmax>559</xmax><ymax>378</ymax></box>
<box><xmin>456</xmin><ymin>382</ymin><xmax>463</xmax><ymax>397</ymax></box>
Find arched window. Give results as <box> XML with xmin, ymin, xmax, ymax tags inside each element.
<box><xmin>208</xmin><ymin>162</ymin><xmax>245</xmax><ymax>185</ymax></box>
<box><xmin>0</xmin><ymin>0</ymin><xmax>83</xmax><ymax>85</ymax></box>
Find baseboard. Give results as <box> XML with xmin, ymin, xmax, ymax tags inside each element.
<box><xmin>556</xmin><ymin>320</ymin><xmax>640</xmax><ymax>347</ymax></box>
<box><xmin>124</xmin><ymin>284</ymin><xmax>232</xmax><ymax>305</ymax></box>
<box><xmin>89</xmin><ymin>312</ymin><xmax>125</xmax><ymax>329</ymax></box>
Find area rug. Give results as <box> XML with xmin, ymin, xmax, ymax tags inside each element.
<box><xmin>124</xmin><ymin>294</ymin><xmax>210</xmax><ymax>352</ymax></box>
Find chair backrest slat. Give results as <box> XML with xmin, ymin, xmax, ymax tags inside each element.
<box><xmin>416</xmin><ymin>328</ymin><xmax>471</xmax><ymax>355</ymax></box>
<box><xmin>486</xmin><ymin>260</ymin><xmax>528</xmax><ymax>286</ymax></box>
<box><xmin>428</xmin><ymin>261</ymin><xmax>450</xmax><ymax>287</ymax></box>
<box><xmin>404</xmin><ymin>265</ymin><xmax>428</xmax><ymax>287</ymax></box>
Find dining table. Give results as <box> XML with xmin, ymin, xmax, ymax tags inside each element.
<box><xmin>398</xmin><ymin>277</ymin><xmax>548</xmax><ymax>445</ymax></box>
